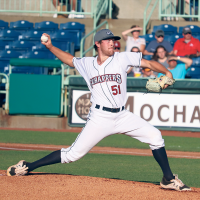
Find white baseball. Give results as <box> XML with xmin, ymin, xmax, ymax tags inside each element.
<box><xmin>41</xmin><ymin>35</ymin><xmax>48</xmax><ymax>43</ymax></box>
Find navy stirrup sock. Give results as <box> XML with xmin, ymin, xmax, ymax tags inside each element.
<box><xmin>152</xmin><ymin>147</ymin><xmax>174</xmax><ymax>181</ymax></box>
<box><xmin>27</xmin><ymin>150</ymin><xmax>61</xmax><ymax>172</ymax></box>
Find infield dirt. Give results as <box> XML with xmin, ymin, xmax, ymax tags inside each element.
<box><xmin>0</xmin><ymin>170</ymin><xmax>199</xmax><ymax>200</ymax></box>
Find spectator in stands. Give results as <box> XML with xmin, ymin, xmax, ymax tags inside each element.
<box><xmin>143</xmin><ymin>30</ymin><xmax>173</xmax><ymax>55</ymax></box>
<box><xmin>122</xmin><ymin>25</ymin><xmax>146</xmax><ymax>53</ymax></box>
<box><xmin>130</xmin><ymin>46</ymin><xmax>140</xmax><ymax>52</ymax></box>
<box><xmin>152</xmin><ymin>45</ymin><xmax>169</xmax><ymax>76</ymax></box>
<box><xmin>152</xmin><ymin>45</ymin><xmax>169</xmax><ymax>68</ymax></box>
<box><xmin>127</xmin><ymin>46</ymin><xmax>141</xmax><ymax>77</ymax></box>
<box><xmin>157</xmin><ymin>55</ymin><xmax>193</xmax><ymax>79</ymax></box>
<box><xmin>114</xmin><ymin>41</ymin><xmax>121</xmax><ymax>52</ymax></box>
<box><xmin>173</xmin><ymin>27</ymin><xmax>200</xmax><ymax>58</ymax></box>
<box><xmin>140</xmin><ymin>68</ymin><xmax>156</xmax><ymax>78</ymax></box>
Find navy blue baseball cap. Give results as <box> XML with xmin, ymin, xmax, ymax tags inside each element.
<box><xmin>94</xmin><ymin>29</ymin><xmax>121</xmax><ymax>43</ymax></box>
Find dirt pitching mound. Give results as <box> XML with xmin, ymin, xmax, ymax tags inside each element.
<box><xmin>0</xmin><ymin>170</ymin><xmax>199</xmax><ymax>200</ymax></box>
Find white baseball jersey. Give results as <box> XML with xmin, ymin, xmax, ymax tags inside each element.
<box><xmin>73</xmin><ymin>52</ymin><xmax>142</xmax><ymax>108</ymax></box>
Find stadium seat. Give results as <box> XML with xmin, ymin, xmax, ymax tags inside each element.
<box><xmin>50</xmin><ymin>30</ymin><xmax>76</xmax><ymax>50</ymax></box>
<box><xmin>179</xmin><ymin>25</ymin><xmax>200</xmax><ymax>36</ymax></box>
<box><xmin>33</xmin><ymin>41</ymin><xmax>62</xmax><ymax>51</ymax></box>
<box><xmin>59</xmin><ymin>22</ymin><xmax>85</xmax><ymax>50</ymax></box>
<box><xmin>152</xmin><ymin>24</ymin><xmax>178</xmax><ymax>35</ymax></box>
<box><xmin>19</xmin><ymin>30</ymin><xmax>44</xmax><ymax>44</ymax></box>
<box><xmin>34</xmin><ymin>21</ymin><xmax>59</xmax><ymax>34</ymax></box>
<box><xmin>9</xmin><ymin>20</ymin><xmax>34</xmax><ymax>34</ymax></box>
<box><xmin>5</xmin><ymin>40</ymin><xmax>35</xmax><ymax>53</ymax></box>
<box><xmin>164</xmin><ymin>34</ymin><xmax>183</xmax><ymax>46</ymax></box>
<box><xmin>0</xmin><ymin>20</ymin><xmax>9</xmax><ymax>30</ymax></box>
<box><xmin>10</xmin><ymin>51</ymin><xmax>52</xmax><ymax>74</ymax></box>
<box><xmin>185</xmin><ymin>66</ymin><xmax>200</xmax><ymax>79</ymax></box>
<box><xmin>32</xmin><ymin>40</ymin><xmax>75</xmax><ymax>56</ymax></box>
<box><xmin>0</xmin><ymin>29</ymin><xmax>21</xmax><ymax>42</ymax></box>
<box><xmin>0</xmin><ymin>60</ymin><xmax>10</xmax><ymax>73</ymax></box>
<box><xmin>0</xmin><ymin>40</ymin><xmax>11</xmax><ymax>51</ymax></box>
<box><xmin>51</xmin><ymin>39</ymin><xmax>75</xmax><ymax>55</ymax></box>
<box><xmin>0</xmin><ymin>49</ymin><xmax>22</xmax><ymax>59</ymax></box>
<box><xmin>21</xmin><ymin>50</ymin><xmax>54</xmax><ymax>60</ymax></box>
<box><xmin>191</xmin><ymin>57</ymin><xmax>200</xmax><ymax>66</ymax></box>
<box><xmin>139</xmin><ymin>34</ymin><xmax>155</xmax><ymax>45</ymax></box>
<box><xmin>0</xmin><ymin>50</ymin><xmax>22</xmax><ymax>73</ymax></box>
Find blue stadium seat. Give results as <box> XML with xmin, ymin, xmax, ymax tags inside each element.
<box><xmin>0</xmin><ymin>29</ymin><xmax>21</xmax><ymax>42</ymax></box>
<box><xmin>179</xmin><ymin>25</ymin><xmax>200</xmax><ymax>36</ymax></box>
<box><xmin>185</xmin><ymin>66</ymin><xmax>200</xmax><ymax>79</ymax></box>
<box><xmin>5</xmin><ymin>40</ymin><xmax>35</xmax><ymax>53</ymax></box>
<box><xmin>32</xmin><ymin>40</ymin><xmax>75</xmax><ymax>55</ymax></box>
<box><xmin>19</xmin><ymin>30</ymin><xmax>44</xmax><ymax>44</ymax></box>
<box><xmin>0</xmin><ymin>20</ymin><xmax>9</xmax><ymax>30</ymax></box>
<box><xmin>50</xmin><ymin>30</ymin><xmax>76</xmax><ymax>50</ymax></box>
<box><xmin>10</xmin><ymin>51</ymin><xmax>52</xmax><ymax>74</ymax></box>
<box><xmin>9</xmin><ymin>20</ymin><xmax>34</xmax><ymax>34</ymax></box>
<box><xmin>21</xmin><ymin>50</ymin><xmax>54</xmax><ymax>60</ymax></box>
<box><xmin>0</xmin><ymin>50</ymin><xmax>22</xmax><ymax>73</ymax></box>
<box><xmin>140</xmin><ymin>34</ymin><xmax>155</xmax><ymax>45</ymax></box>
<box><xmin>0</xmin><ymin>49</ymin><xmax>22</xmax><ymax>59</ymax></box>
<box><xmin>164</xmin><ymin>34</ymin><xmax>183</xmax><ymax>46</ymax></box>
<box><xmin>152</xmin><ymin>24</ymin><xmax>177</xmax><ymax>35</ymax></box>
<box><xmin>33</xmin><ymin>41</ymin><xmax>62</xmax><ymax>51</ymax></box>
<box><xmin>0</xmin><ymin>40</ymin><xmax>11</xmax><ymax>51</ymax></box>
<box><xmin>0</xmin><ymin>60</ymin><xmax>10</xmax><ymax>73</ymax></box>
<box><xmin>51</xmin><ymin>39</ymin><xmax>75</xmax><ymax>55</ymax></box>
<box><xmin>59</xmin><ymin>22</ymin><xmax>85</xmax><ymax>50</ymax></box>
<box><xmin>185</xmin><ymin>57</ymin><xmax>200</xmax><ymax>78</ymax></box>
<box><xmin>34</xmin><ymin>21</ymin><xmax>59</xmax><ymax>34</ymax></box>
<box><xmin>191</xmin><ymin>57</ymin><xmax>200</xmax><ymax>66</ymax></box>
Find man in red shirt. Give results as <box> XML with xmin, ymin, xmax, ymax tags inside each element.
<box><xmin>173</xmin><ymin>27</ymin><xmax>200</xmax><ymax>58</ymax></box>
<box><xmin>114</xmin><ymin>41</ymin><xmax>121</xmax><ymax>52</ymax></box>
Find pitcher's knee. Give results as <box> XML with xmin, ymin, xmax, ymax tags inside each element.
<box><xmin>148</xmin><ymin>128</ymin><xmax>165</xmax><ymax>150</ymax></box>
<box><xmin>61</xmin><ymin>147</ymin><xmax>86</xmax><ymax>163</ymax></box>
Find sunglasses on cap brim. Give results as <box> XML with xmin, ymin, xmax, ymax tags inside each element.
<box><xmin>114</xmin><ymin>47</ymin><xmax>120</xmax><ymax>50</ymax></box>
<box><xmin>132</xmin><ymin>30</ymin><xmax>140</xmax><ymax>33</ymax></box>
<box><xmin>184</xmin><ymin>32</ymin><xmax>191</xmax><ymax>35</ymax></box>
<box><xmin>143</xmin><ymin>68</ymin><xmax>151</xmax><ymax>72</ymax></box>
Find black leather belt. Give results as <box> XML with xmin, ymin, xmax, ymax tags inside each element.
<box><xmin>95</xmin><ymin>104</ymin><xmax>124</xmax><ymax>113</ymax></box>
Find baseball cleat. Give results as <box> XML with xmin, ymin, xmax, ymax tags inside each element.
<box><xmin>7</xmin><ymin>160</ymin><xmax>29</xmax><ymax>176</ymax></box>
<box><xmin>160</xmin><ymin>174</ymin><xmax>191</xmax><ymax>191</ymax></box>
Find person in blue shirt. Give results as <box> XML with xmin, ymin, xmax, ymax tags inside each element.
<box><xmin>143</xmin><ymin>30</ymin><xmax>173</xmax><ymax>56</ymax></box>
<box><xmin>157</xmin><ymin>55</ymin><xmax>192</xmax><ymax>79</ymax></box>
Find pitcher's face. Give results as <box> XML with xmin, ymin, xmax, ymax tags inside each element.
<box><xmin>99</xmin><ymin>39</ymin><xmax>115</xmax><ymax>56</ymax></box>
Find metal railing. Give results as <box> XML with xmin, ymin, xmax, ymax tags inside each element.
<box><xmin>143</xmin><ymin>0</ymin><xmax>159</xmax><ymax>35</ymax></box>
<box><xmin>0</xmin><ymin>0</ymin><xmax>112</xmax><ymax>19</ymax></box>
<box><xmin>80</xmin><ymin>20</ymin><xmax>108</xmax><ymax>57</ymax></box>
<box><xmin>0</xmin><ymin>0</ymin><xmax>95</xmax><ymax>17</ymax></box>
<box><xmin>143</xmin><ymin>0</ymin><xmax>200</xmax><ymax>35</ymax></box>
<box><xmin>160</xmin><ymin>0</ymin><xmax>200</xmax><ymax>21</ymax></box>
<box><xmin>0</xmin><ymin>73</ymin><xmax>9</xmax><ymax>114</ymax></box>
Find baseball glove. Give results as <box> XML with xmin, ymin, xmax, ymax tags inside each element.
<box><xmin>146</xmin><ymin>75</ymin><xmax>175</xmax><ymax>93</ymax></box>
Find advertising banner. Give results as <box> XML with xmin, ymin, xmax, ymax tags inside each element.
<box><xmin>70</xmin><ymin>90</ymin><xmax>200</xmax><ymax>128</ymax></box>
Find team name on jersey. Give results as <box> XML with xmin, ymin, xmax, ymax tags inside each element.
<box><xmin>90</xmin><ymin>74</ymin><xmax>122</xmax><ymax>88</ymax></box>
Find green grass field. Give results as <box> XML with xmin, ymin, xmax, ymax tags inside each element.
<box><xmin>1</xmin><ymin>150</ymin><xmax>200</xmax><ymax>187</ymax></box>
<box><xmin>0</xmin><ymin>130</ymin><xmax>200</xmax><ymax>152</ymax></box>
<box><xmin>1</xmin><ymin>129</ymin><xmax>200</xmax><ymax>188</ymax></box>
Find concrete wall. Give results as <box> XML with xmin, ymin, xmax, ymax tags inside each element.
<box><xmin>112</xmin><ymin>0</ymin><xmax>159</xmax><ymax>19</ymax></box>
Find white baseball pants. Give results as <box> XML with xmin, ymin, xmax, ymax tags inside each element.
<box><xmin>61</xmin><ymin>107</ymin><xmax>165</xmax><ymax>163</ymax></box>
